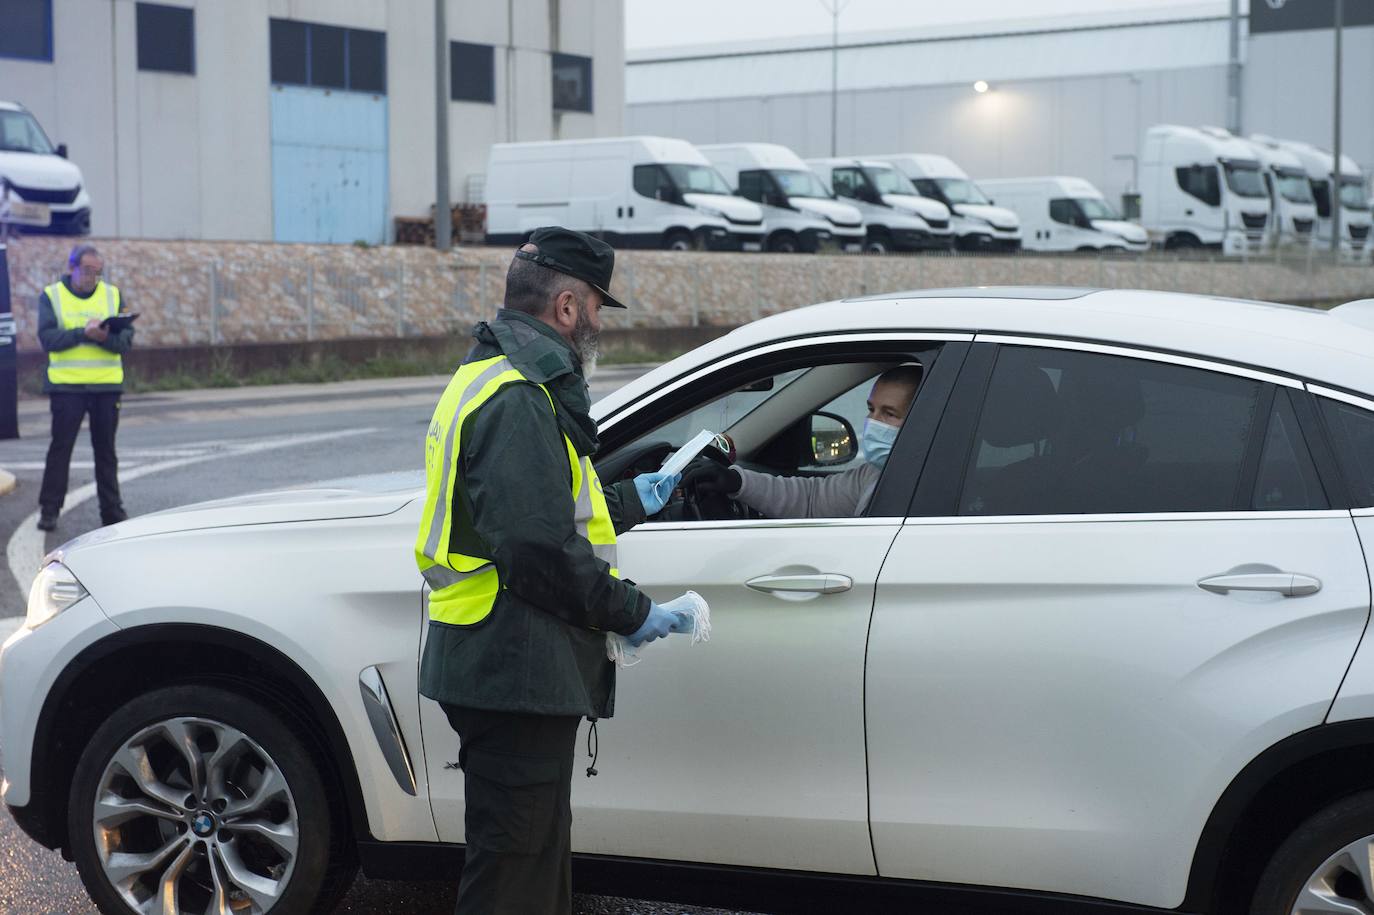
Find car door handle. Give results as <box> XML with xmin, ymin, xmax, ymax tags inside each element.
<box><xmin>1197</xmin><ymin>572</ymin><xmax>1322</xmax><ymax>597</ymax></box>
<box><xmin>746</xmin><ymin>573</ymin><xmax>852</xmax><ymax>594</ymax></box>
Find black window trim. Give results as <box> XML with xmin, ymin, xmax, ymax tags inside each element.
<box><xmin>0</xmin><ymin>0</ymin><xmax>53</xmax><ymax>62</ymax></box>
<box><xmin>910</xmin><ymin>334</ymin><xmax>1324</xmax><ymax>520</ymax></box>
<box><xmin>1307</xmin><ymin>384</ymin><xmax>1374</xmax><ymax>510</ymax></box>
<box><xmin>1288</xmin><ymin>387</ymin><xmax>1350</xmax><ymax>510</ymax></box>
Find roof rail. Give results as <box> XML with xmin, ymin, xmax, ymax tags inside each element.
<box><xmin>1331</xmin><ymin>298</ymin><xmax>1374</xmax><ymax>332</ymax></box>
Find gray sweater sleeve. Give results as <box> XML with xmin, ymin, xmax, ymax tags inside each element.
<box><xmin>732</xmin><ymin>462</ymin><xmax>881</xmax><ymax>518</ymax></box>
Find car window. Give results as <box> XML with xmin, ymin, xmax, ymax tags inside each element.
<box><xmin>1320</xmin><ymin>397</ymin><xmax>1374</xmax><ymax>508</ymax></box>
<box><xmin>1253</xmin><ymin>391</ymin><xmax>1328</xmax><ymax>510</ymax></box>
<box><xmin>960</xmin><ymin>346</ymin><xmax>1264</xmax><ymax>516</ymax></box>
<box><xmin>1176</xmin><ymin>164</ymin><xmax>1222</xmax><ymax>207</ymax></box>
<box><xmin>1049</xmin><ymin>199</ymin><xmax>1079</xmax><ymax>226</ymax></box>
<box><xmin>831</xmin><ymin>168</ymin><xmax>864</xmax><ymax>199</ymax></box>
<box><xmin>647</xmin><ymin>368</ymin><xmax>808</xmax><ymax>450</ymax></box>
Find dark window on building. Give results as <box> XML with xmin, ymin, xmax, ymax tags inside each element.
<box><xmin>634</xmin><ymin>164</ymin><xmax>675</xmax><ymax>201</ymax></box>
<box><xmin>959</xmin><ymin>345</ymin><xmax>1264</xmax><ymax>516</ymax></box>
<box><xmin>136</xmin><ymin>3</ymin><xmax>195</xmax><ymax>75</ymax></box>
<box><xmin>552</xmin><ymin>52</ymin><xmax>592</xmax><ymax>112</ymax></box>
<box><xmin>1311</xmin><ymin>179</ymin><xmax>1332</xmax><ymax>218</ymax></box>
<box><xmin>269</xmin><ymin>19</ymin><xmax>385</xmax><ymax>93</ymax></box>
<box><xmin>0</xmin><ymin>0</ymin><xmax>52</xmax><ymax>61</ymax></box>
<box><xmin>1252</xmin><ymin>390</ymin><xmax>1327</xmax><ymax>510</ymax></box>
<box><xmin>1176</xmin><ymin>164</ymin><xmax>1222</xmax><ymax>207</ymax></box>
<box><xmin>737</xmin><ymin>171</ymin><xmax>765</xmax><ymax>202</ymax></box>
<box><xmin>1049</xmin><ymin>198</ymin><xmax>1080</xmax><ymax>226</ymax></box>
<box><xmin>1320</xmin><ymin>397</ymin><xmax>1374</xmax><ymax>508</ymax></box>
<box><xmin>451</xmin><ymin>41</ymin><xmax>495</xmax><ymax>103</ymax></box>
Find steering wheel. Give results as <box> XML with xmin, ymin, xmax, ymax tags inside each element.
<box><xmin>678</xmin><ymin>444</ymin><xmax>747</xmax><ymax>522</ymax></box>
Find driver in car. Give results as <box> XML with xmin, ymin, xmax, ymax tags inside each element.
<box><xmin>683</xmin><ymin>365</ymin><xmax>920</xmax><ymax>518</ymax></box>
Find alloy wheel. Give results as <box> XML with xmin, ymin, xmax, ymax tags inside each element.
<box><xmin>1290</xmin><ymin>835</ymin><xmax>1374</xmax><ymax>914</ymax></box>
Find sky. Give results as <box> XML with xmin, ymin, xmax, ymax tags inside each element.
<box><xmin>624</xmin><ymin>0</ymin><xmax>1237</xmax><ymax>51</ymax></box>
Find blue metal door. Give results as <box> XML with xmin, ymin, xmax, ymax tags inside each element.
<box><xmin>271</xmin><ymin>86</ymin><xmax>388</xmax><ymax>244</ymax></box>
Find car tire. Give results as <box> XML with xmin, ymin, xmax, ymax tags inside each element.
<box><xmin>664</xmin><ymin>229</ymin><xmax>694</xmax><ymax>252</ymax></box>
<box><xmin>767</xmin><ymin>232</ymin><xmax>799</xmax><ymax>253</ymax></box>
<box><xmin>864</xmin><ymin>232</ymin><xmax>889</xmax><ymax>254</ymax></box>
<box><xmin>67</xmin><ymin>684</ymin><xmax>351</xmax><ymax>915</ymax></box>
<box><xmin>1249</xmin><ymin>790</ymin><xmax>1374</xmax><ymax>914</ymax></box>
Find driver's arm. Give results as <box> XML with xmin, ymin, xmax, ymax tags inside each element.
<box><xmin>733</xmin><ymin>463</ymin><xmax>881</xmax><ymax>519</ymax></box>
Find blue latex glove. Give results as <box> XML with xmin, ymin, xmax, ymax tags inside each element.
<box><xmin>626</xmin><ymin>601</ymin><xmax>689</xmax><ymax>647</ymax></box>
<box><xmin>633</xmin><ymin>470</ymin><xmax>682</xmax><ymax>516</ymax></box>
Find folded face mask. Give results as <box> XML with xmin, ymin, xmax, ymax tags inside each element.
<box><xmin>861</xmin><ymin>418</ymin><xmax>900</xmax><ymax>468</ymax></box>
<box><xmin>606</xmin><ymin>591</ymin><xmax>712</xmax><ymax>669</ymax></box>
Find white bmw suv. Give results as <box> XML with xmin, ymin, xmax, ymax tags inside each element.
<box><xmin>5</xmin><ymin>288</ymin><xmax>1374</xmax><ymax>915</ymax></box>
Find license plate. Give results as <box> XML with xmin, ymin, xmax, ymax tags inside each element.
<box><xmin>1</xmin><ymin>199</ymin><xmax>51</xmax><ymax>227</ymax></box>
<box><xmin>742</xmin><ymin>241</ymin><xmax>762</xmax><ymax>252</ymax></box>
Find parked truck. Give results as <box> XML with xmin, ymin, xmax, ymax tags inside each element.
<box><xmin>1139</xmin><ymin>125</ymin><xmax>1271</xmax><ymax>255</ymax></box>
<box><xmin>1270</xmin><ymin>137</ymin><xmax>1372</xmax><ymax>260</ymax></box>
<box><xmin>484</xmin><ymin>136</ymin><xmax>766</xmax><ymax>251</ymax></box>
<box><xmin>868</xmin><ymin>153</ymin><xmax>1022</xmax><ymax>252</ymax></box>
<box><xmin>700</xmin><ymin>143</ymin><xmax>866</xmax><ymax>253</ymax></box>
<box><xmin>805</xmin><ymin>157</ymin><xmax>954</xmax><ymax>253</ymax></box>
<box><xmin>977</xmin><ymin>176</ymin><xmax>1147</xmax><ymax>253</ymax></box>
<box><xmin>1247</xmin><ymin>135</ymin><xmax>1319</xmax><ymax>250</ymax></box>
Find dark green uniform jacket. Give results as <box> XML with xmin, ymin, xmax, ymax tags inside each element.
<box><xmin>418</xmin><ymin>310</ymin><xmax>651</xmax><ymax>719</ymax></box>
<box><xmin>37</xmin><ymin>276</ymin><xmax>135</xmax><ymax>394</ymax></box>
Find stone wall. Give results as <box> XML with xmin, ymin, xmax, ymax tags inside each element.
<box><xmin>6</xmin><ymin>235</ymin><xmax>1373</xmax><ymax>353</ymax></box>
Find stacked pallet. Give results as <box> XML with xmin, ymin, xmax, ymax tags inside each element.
<box><xmin>394</xmin><ymin>205</ymin><xmax>489</xmax><ymax>247</ymax></box>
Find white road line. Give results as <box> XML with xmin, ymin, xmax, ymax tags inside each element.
<box><xmin>5</xmin><ymin>428</ymin><xmax>378</xmax><ymax>596</ymax></box>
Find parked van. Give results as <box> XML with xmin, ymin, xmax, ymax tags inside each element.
<box><xmin>1247</xmin><ymin>135</ymin><xmax>1319</xmax><ymax>250</ymax></box>
<box><xmin>0</xmin><ymin>100</ymin><xmax>91</xmax><ymax>235</ymax></box>
<box><xmin>1270</xmin><ymin>138</ymin><xmax>1372</xmax><ymax>259</ymax></box>
<box><xmin>978</xmin><ymin>176</ymin><xmax>1148</xmax><ymax>253</ymax></box>
<box><xmin>700</xmin><ymin>143</ymin><xmax>866</xmax><ymax>253</ymax></box>
<box><xmin>484</xmin><ymin>136</ymin><xmax>766</xmax><ymax>251</ymax></box>
<box><xmin>1139</xmin><ymin>125</ymin><xmax>1271</xmax><ymax>255</ymax></box>
<box><xmin>868</xmin><ymin>154</ymin><xmax>1022</xmax><ymax>251</ymax></box>
<box><xmin>805</xmin><ymin>157</ymin><xmax>953</xmax><ymax>253</ymax></box>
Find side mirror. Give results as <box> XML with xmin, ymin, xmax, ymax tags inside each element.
<box><xmin>56</xmin><ymin>143</ymin><xmax>68</xmax><ymax>159</ymax></box>
<box><xmin>808</xmin><ymin>411</ymin><xmax>857</xmax><ymax>466</ymax></box>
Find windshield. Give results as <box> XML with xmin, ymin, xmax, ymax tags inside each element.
<box><xmin>1222</xmin><ymin>162</ymin><xmax>1268</xmax><ymax>198</ymax></box>
<box><xmin>0</xmin><ymin>110</ymin><xmax>55</xmax><ymax>155</ymax></box>
<box><xmin>1273</xmin><ymin>169</ymin><xmax>1315</xmax><ymax>204</ymax></box>
<box><xmin>772</xmin><ymin>169</ymin><xmax>833</xmax><ymax>199</ymax></box>
<box><xmin>663</xmin><ymin>163</ymin><xmax>734</xmax><ymax>196</ymax></box>
<box><xmin>934</xmin><ymin>177</ymin><xmax>991</xmax><ymax>205</ymax></box>
<box><xmin>1076</xmin><ymin>197</ymin><xmax>1120</xmax><ymax>220</ymax></box>
<box><xmin>864</xmin><ymin>165</ymin><xmax>920</xmax><ymax>197</ymax></box>
<box><xmin>1340</xmin><ymin>179</ymin><xmax>1370</xmax><ymax>211</ymax></box>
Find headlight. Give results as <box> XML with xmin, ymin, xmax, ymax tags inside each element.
<box><xmin>696</xmin><ymin>206</ymin><xmax>724</xmax><ymax>219</ymax></box>
<box><xmin>964</xmin><ymin>215</ymin><xmax>992</xmax><ymax>227</ymax></box>
<box><xmin>26</xmin><ymin>562</ymin><xmax>87</xmax><ymax>630</ymax></box>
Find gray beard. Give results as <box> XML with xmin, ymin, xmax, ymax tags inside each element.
<box><xmin>572</xmin><ymin>310</ymin><xmax>600</xmax><ymax>377</ymax></box>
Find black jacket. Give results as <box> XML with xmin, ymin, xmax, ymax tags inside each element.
<box><xmin>418</xmin><ymin>310</ymin><xmax>651</xmax><ymax>718</ymax></box>
<box><xmin>37</xmin><ymin>277</ymin><xmax>134</xmax><ymax>394</ymax></box>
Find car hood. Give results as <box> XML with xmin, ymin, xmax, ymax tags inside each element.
<box><xmin>955</xmin><ymin>203</ymin><xmax>1020</xmax><ymax>230</ymax></box>
<box><xmin>1090</xmin><ymin>219</ymin><xmax>1148</xmax><ymax>242</ymax></box>
<box><xmin>791</xmin><ymin>197</ymin><xmax>864</xmax><ymax>226</ymax></box>
<box><xmin>682</xmin><ymin>192</ymin><xmax>764</xmax><ymax>222</ymax></box>
<box><xmin>882</xmin><ymin>194</ymin><xmax>950</xmax><ymax>221</ymax></box>
<box><xmin>0</xmin><ymin>151</ymin><xmax>82</xmax><ymax>189</ymax></box>
<box><xmin>55</xmin><ymin>472</ymin><xmax>424</xmax><ymax>549</ymax></box>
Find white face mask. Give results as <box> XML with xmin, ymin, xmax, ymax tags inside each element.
<box><xmin>861</xmin><ymin>418</ymin><xmax>899</xmax><ymax>468</ymax></box>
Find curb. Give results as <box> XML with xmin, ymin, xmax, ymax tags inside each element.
<box><xmin>0</xmin><ymin>468</ymin><xmax>14</xmax><ymax>498</ymax></box>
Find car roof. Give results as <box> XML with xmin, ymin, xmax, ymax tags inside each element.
<box><xmin>595</xmin><ymin>288</ymin><xmax>1374</xmax><ymax>421</ymax></box>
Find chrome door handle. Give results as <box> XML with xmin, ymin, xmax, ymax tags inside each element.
<box><xmin>1197</xmin><ymin>572</ymin><xmax>1322</xmax><ymax>597</ymax></box>
<box><xmin>746</xmin><ymin>573</ymin><xmax>853</xmax><ymax>595</ymax></box>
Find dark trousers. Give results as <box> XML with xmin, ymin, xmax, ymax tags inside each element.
<box><xmin>39</xmin><ymin>392</ymin><xmax>123</xmax><ymax>520</ymax></box>
<box><xmin>441</xmin><ymin>704</ymin><xmax>581</xmax><ymax>915</ymax></box>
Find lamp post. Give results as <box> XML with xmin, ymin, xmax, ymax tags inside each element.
<box><xmin>1332</xmin><ymin>0</ymin><xmax>1344</xmax><ymax>255</ymax></box>
<box><xmin>819</xmin><ymin>0</ymin><xmax>851</xmax><ymax>157</ymax></box>
<box><xmin>434</xmin><ymin>0</ymin><xmax>452</xmax><ymax>252</ymax></box>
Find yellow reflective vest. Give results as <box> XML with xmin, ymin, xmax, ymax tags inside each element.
<box><xmin>414</xmin><ymin>354</ymin><xmax>620</xmax><ymax>626</ymax></box>
<box><xmin>46</xmin><ymin>280</ymin><xmax>124</xmax><ymax>387</ymax></box>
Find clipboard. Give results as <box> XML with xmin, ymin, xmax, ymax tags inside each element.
<box><xmin>99</xmin><ymin>313</ymin><xmax>139</xmax><ymax>332</ymax></box>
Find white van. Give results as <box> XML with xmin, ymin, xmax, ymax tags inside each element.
<box><xmin>978</xmin><ymin>176</ymin><xmax>1147</xmax><ymax>253</ymax></box>
<box><xmin>804</xmin><ymin>157</ymin><xmax>953</xmax><ymax>253</ymax></box>
<box><xmin>0</xmin><ymin>100</ymin><xmax>91</xmax><ymax>235</ymax></box>
<box><xmin>1270</xmin><ymin>138</ymin><xmax>1372</xmax><ymax>259</ymax></box>
<box><xmin>700</xmin><ymin>143</ymin><xmax>865</xmax><ymax>253</ymax></box>
<box><xmin>1139</xmin><ymin>125</ymin><xmax>1271</xmax><ymax>255</ymax></box>
<box><xmin>867</xmin><ymin>154</ymin><xmax>1022</xmax><ymax>252</ymax></box>
<box><xmin>1247</xmin><ymin>135</ymin><xmax>1319</xmax><ymax>250</ymax></box>
<box><xmin>484</xmin><ymin>136</ymin><xmax>765</xmax><ymax>251</ymax></box>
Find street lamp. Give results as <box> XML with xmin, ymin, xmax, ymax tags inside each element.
<box><xmin>819</xmin><ymin>0</ymin><xmax>852</xmax><ymax>157</ymax></box>
<box><xmin>973</xmin><ymin>80</ymin><xmax>990</xmax><ymax>94</ymax></box>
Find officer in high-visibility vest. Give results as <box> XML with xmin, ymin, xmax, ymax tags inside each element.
<box><xmin>36</xmin><ymin>244</ymin><xmax>133</xmax><ymax>532</ymax></box>
<box><xmin>416</xmin><ymin>226</ymin><xmax>692</xmax><ymax>915</ymax></box>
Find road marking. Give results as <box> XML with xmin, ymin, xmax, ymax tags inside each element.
<box><xmin>5</xmin><ymin>428</ymin><xmax>377</xmax><ymax>597</ymax></box>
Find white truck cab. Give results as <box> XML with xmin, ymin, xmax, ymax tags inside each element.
<box><xmin>978</xmin><ymin>176</ymin><xmax>1147</xmax><ymax>253</ymax></box>
<box><xmin>484</xmin><ymin>136</ymin><xmax>765</xmax><ymax>252</ymax></box>
<box><xmin>1271</xmin><ymin>137</ymin><xmax>1372</xmax><ymax>260</ymax></box>
<box><xmin>700</xmin><ymin>143</ymin><xmax>865</xmax><ymax>253</ymax></box>
<box><xmin>1140</xmin><ymin>125</ymin><xmax>1272</xmax><ymax>255</ymax></box>
<box><xmin>805</xmin><ymin>157</ymin><xmax>953</xmax><ymax>253</ymax></box>
<box><xmin>0</xmin><ymin>100</ymin><xmax>91</xmax><ymax>235</ymax></box>
<box><xmin>868</xmin><ymin>153</ymin><xmax>1022</xmax><ymax>252</ymax></box>
<box><xmin>1247</xmin><ymin>135</ymin><xmax>1319</xmax><ymax>250</ymax></box>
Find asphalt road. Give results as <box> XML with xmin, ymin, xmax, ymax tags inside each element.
<box><xmin>0</xmin><ymin>367</ymin><xmax>758</xmax><ymax>915</ymax></box>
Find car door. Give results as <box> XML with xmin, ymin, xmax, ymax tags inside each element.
<box><xmin>866</xmin><ymin>339</ymin><xmax>1370</xmax><ymax>909</ymax></box>
<box><xmin>565</xmin><ymin>336</ymin><xmax>964</xmax><ymax>874</ymax></box>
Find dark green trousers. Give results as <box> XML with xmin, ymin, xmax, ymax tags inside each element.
<box><xmin>442</xmin><ymin>705</ymin><xmax>581</xmax><ymax>915</ymax></box>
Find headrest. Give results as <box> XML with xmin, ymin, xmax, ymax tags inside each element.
<box><xmin>980</xmin><ymin>362</ymin><xmax>1061</xmax><ymax>448</ymax></box>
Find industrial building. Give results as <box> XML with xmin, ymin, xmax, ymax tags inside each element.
<box><xmin>626</xmin><ymin>2</ymin><xmax>1374</xmax><ymax>212</ymax></box>
<box><xmin>0</xmin><ymin>0</ymin><xmax>625</xmax><ymax>243</ymax></box>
